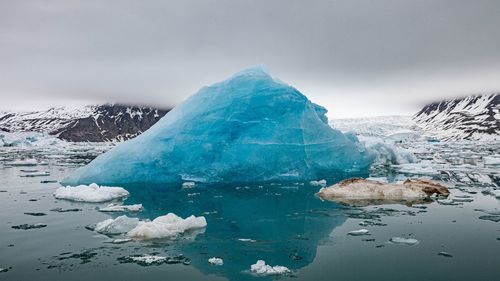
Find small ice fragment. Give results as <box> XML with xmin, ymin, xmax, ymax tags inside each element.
<box><xmin>127</xmin><ymin>213</ymin><xmax>207</xmax><ymax>239</ymax></box>
<box><xmin>53</xmin><ymin>183</ymin><xmax>129</xmax><ymax>203</ymax></box>
<box><xmin>208</xmin><ymin>257</ymin><xmax>223</xmax><ymax>266</ymax></box>
<box><xmin>437</xmin><ymin>198</ymin><xmax>461</xmax><ymax>206</ymax></box>
<box><xmin>389</xmin><ymin>237</ymin><xmax>419</xmax><ymax>246</ymax></box>
<box><xmin>309</xmin><ymin>179</ymin><xmax>327</xmax><ymax>187</ymax></box>
<box><xmin>238</xmin><ymin>238</ymin><xmax>257</xmax><ymax>243</ymax></box>
<box><xmin>50</xmin><ymin>207</ymin><xmax>82</xmax><ymax>212</ymax></box>
<box><xmin>437</xmin><ymin>251</ymin><xmax>453</xmax><ymax>258</ymax></box>
<box><xmin>111</xmin><ymin>238</ymin><xmax>132</xmax><ymax>244</ymax></box>
<box><xmin>24</xmin><ymin>212</ymin><xmax>46</xmax><ymax>216</ymax></box>
<box><xmin>20</xmin><ymin>172</ymin><xmax>50</xmax><ymax>177</ymax></box>
<box><xmin>250</xmin><ymin>260</ymin><xmax>291</xmax><ymax>275</ymax></box>
<box><xmin>347</xmin><ymin>229</ymin><xmax>370</xmax><ymax>236</ymax></box>
<box><xmin>98</xmin><ymin>203</ymin><xmax>143</xmax><ymax>212</ymax></box>
<box><xmin>484</xmin><ymin>156</ymin><xmax>500</xmax><ymax>165</ymax></box>
<box><xmin>182</xmin><ymin>182</ymin><xmax>196</xmax><ymax>189</ymax></box>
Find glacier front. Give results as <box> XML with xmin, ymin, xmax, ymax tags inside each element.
<box><xmin>62</xmin><ymin>67</ymin><xmax>373</xmax><ymax>185</ymax></box>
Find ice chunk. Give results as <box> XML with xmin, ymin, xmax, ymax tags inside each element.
<box><xmin>53</xmin><ymin>183</ymin><xmax>129</xmax><ymax>203</ymax></box>
<box><xmin>208</xmin><ymin>257</ymin><xmax>224</xmax><ymax>266</ymax></box>
<box><xmin>347</xmin><ymin>229</ymin><xmax>370</xmax><ymax>236</ymax></box>
<box><xmin>360</xmin><ymin>136</ymin><xmax>418</xmax><ymax>165</ymax></box>
<box><xmin>484</xmin><ymin>155</ymin><xmax>500</xmax><ymax>165</ymax></box>
<box><xmin>389</xmin><ymin>237</ymin><xmax>419</xmax><ymax>246</ymax></box>
<box><xmin>250</xmin><ymin>260</ymin><xmax>291</xmax><ymax>275</ymax></box>
<box><xmin>98</xmin><ymin>203</ymin><xmax>143</xmax><ymax>212</ymax></box>
<box><xmin>127</xmin><ymin>213</ymin><xmax>207</xmax><ymax>239</ymax></box>
<box><xmin>62</xmin><ymin>67</ymin><xmax>372</xmax><ymax>185</ymax></box>
<box><xmin>309</xmin><ymin>179</ymin><xmax>327</xmax><ymax>187</ymax></box>
<box><xmin>182</xmin><ymin>182</ymin><xmax>196</xmax><ymax>189</ymax></box>
<box><xmin>94</xmin><ymin>215</ymin><xmax>140</xmax><ymax>235</ymax></box>
<box><xmin>316</xmin><ymin>178</ymin><xmax>449</xmax><ymax>205</ymax></box>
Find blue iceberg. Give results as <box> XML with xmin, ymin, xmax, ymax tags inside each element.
<box><xmin>63</xmin><ymin>67</ymin><xmax>373</xmax><ymax>185</ymax></box>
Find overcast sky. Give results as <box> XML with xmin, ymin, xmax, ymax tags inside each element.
<box><xmin>1</xmin><ymin>0</ymin><xmax>500</xmax><ymax>118</ymax></box>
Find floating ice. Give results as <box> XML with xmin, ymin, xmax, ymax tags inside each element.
<box><xmin>317</xmin><ymin>178</ymin><xmax>449</xmax><ymax>205</ymax></box>
<box><xmin>94</xmin><ymin>215</ymin><xmax>140</xmax><ymax>235</ymax></box>
<box><xmin>63</xmin><ymin>67</ymin><xmax>372</xmax><ymax>185</ymax></box>
<box><xmin>9</xmin><ymin>159</ymin><xmax>39</xmax><ymax>166</ymax></box>
<box><xmin>250</xmin><ymin>260</ymin><xmax>291</xmax><ymax>276</ymax></box>
<box><xmin>208</xmin><ymin>257</ymin><xmax>224</xmax><ymax>266</ymax></box>
<box><xmin>360</xmin><ymin>136</ymin><xmax>418</xmax><ymax>166</ymax></box>
<box><xmin>389</xmin><ymin>237</ymin><xmax>419</xmax><ymax>246</ymax></box>
<box><xmin>127</xmin><ymin>213</ymin><xmax>207</xmax><ymax>239</ymax></box>
<box><xmin>98</xmin><ymin>203</ymin><xmax>143</xmax><ymax>212</ymax></box>
<box><xmin>182</xmin><ymin>182</ymin><xmax>196</xmax><ymax>189</ymax></box>
<box><xmin>11</xmin><ymin>223</ymin><xmax>47</xmax><ymax>230</ymax></box>
<box><xmin>347</xmin><ymin>229</ymin><xmax>370</xmax><ymax>236</ymax></box>
<box><xmin>309</xmin><ymin>179</ymin><xmax>327</xmax><ymax>187</ymax></box>
<box><xmin>53</xmin><ymin>183</ymin><xmax>129</xmax><ymax>203</ymax></box>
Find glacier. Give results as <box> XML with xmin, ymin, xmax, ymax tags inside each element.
<box><xmin>62</xmin><ymin>67</ymin><xmax>373</xmax><ymax>185</ymax></box>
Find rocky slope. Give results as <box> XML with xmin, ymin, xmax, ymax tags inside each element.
<box><xmin>413</xmin><ymin>93</ymin><xmax>499</xmax><ymax>140</ymax></box>
<box><xmin>0</xmin><ymin>104</ymin><xmax>169</xmax><ymax>142</ymax></box>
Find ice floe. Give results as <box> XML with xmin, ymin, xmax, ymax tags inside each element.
<box><xmin>98</xmin><ymin>203</ymin><xmax>143</xmax><ymax>212</ymax></box>
<box><xmin>53</xmin><ymin>183</ymin><xmax>129</xmax><ymax>203</ymax></box>
<box><xmin>11</xmin><ymin>223</ymin><xmax>47</xmax><ymax>230</ymax></box>
<box><xmin>182</xmin><ymin>182</ymin><xmax>196</xmax><ymax>189</ymax></box>
<box><xmin>127</xmin><ymin>213</ymin><xmax>207</xmax><ymax>239</ymax></box>
<box><xmin>250</xmin><ymin>260</ymin><xmax>291</xmax><ymax>275</ymax></box>
<box><xmin>389</xmin><ymin>237</ymin><xmax>419</xmax><ymax>246</ymax></box>
<box><xmin>317</xmin><ymin>178</ymin><xmax>449</xmax><ymax>205</ymax></box>
<box><xmin>208</xmin><ymin>257</ymin><xmax>224</xmax><ymax>266</ymax></box>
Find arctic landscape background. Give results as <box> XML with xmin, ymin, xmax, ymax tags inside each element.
<box><xmin>2</xmin><ymin>0</ymin><xmax>500</xmax><ymax>117</ymax></box>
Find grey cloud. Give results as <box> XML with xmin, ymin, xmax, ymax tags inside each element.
<box><xmin>1</xmin><ymin>0</ymin><xmax>500</xmax><ymax>117</ymax></box>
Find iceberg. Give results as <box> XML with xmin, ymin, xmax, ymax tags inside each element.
<box><xmin>127</xmin><ymin>213</ymin><xmax>207</xmax><ymax>239</ymax></box>
<box><xmin>62</xmin><ymin>67</ymin><xmax>372</xmax><ymax>185</ymax></box>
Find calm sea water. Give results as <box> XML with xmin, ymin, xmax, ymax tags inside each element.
<box><xmin>0</xmin><ymin>144</ymin><xmax>499</xmax><ymax>281</ymax></box>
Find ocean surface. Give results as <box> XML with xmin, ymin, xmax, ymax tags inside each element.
<box><xmin>0</xmin><ymin>140</ymin><xmax>499</xmax><ymax>281</ymax></box>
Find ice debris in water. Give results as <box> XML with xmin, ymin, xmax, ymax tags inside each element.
<box><xmin>128</xmin><ymin>213</ymin><xmax>207</xmax><ymax>239</ymax></box>
<box><xmin>8</xmin><ymin>159</ymin><xmax>39</xmax><ymax>166</ymax></box>
<box><xmin>11</xmin><ymin>223</ymin><xmax>47</xmax><ymax>230</ymax></box>
<box><xmin>63</xmin><ymin>67</ymin><xmax>372</xmax><ymax>185</ymax></box>
<box><xmin>389</xmin><ymin>237</ymin><xmax>419</xmax><ymax>246</ymax></box>
<box><xmin>53</xmin><ymin>183</ymin><xmax>129</xmax><ymax>203</ymax></box>
<box><xmin>93</xmin><ymin>213</ymin><xmax>207</xmax><ymax>239</ymax></box>
<box><xmin>182</xmin><ymin>182</ymin><xmax>196</xmax><ymax>189</ymax></box>
<box><xmin>208</xmin><ymin>257</ymin><xmax>224</xmax><ymax>266</ymax></box>
<box><xmin>98</xmin><ymin>203</ymin><xmax>143</xmax><ymax>212</ymax></box>
<box><xmin>250</xmin><ymin>260</ymin><xmax>291</xmax><ymax>276</ymax></box>
<box><xmin>483</xmin><ymin>155</ymin><xmax>500</xmax><ymax>165</ymax></box>
<box><xmin>347</xmin><ymin>229</ymin><xmax>370</xmax><ymax>236</ymax></box>
<box><xmin>309</xmin><ymin>179</ymin><xmax>327</xmax><ymax>187</ymax></box>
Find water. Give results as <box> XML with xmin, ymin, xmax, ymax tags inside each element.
<box><xmin>1</xmin><ymin>141</ymin><xmax>500</xmax><ymax>281</ymax></box>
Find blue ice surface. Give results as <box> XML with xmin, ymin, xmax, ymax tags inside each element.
<box><xmin>62</xmin><ymin>66</ymin><xmax>373</xmax><ymax>186</ymax></box>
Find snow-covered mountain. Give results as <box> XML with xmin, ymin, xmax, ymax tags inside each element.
<box><xmin>413</xmin><ymin>93</ymin><xmax>499</xmax><ymax>140</ymax></box>
<box><xmin>0</xmin><ymin>104</ymin><xmax>169</xmax><ymax>142</ymax></box>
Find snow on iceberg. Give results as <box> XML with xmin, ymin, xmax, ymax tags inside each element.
<box><xmin>250</xmin><ymin>260</ymin><xmax>291</xmax><ymax>275</ymax></box>
<box><xmin>53</xmin><ymin>183</ymin><xmax>129</xmax><ymax>202</ymax></box>
<box><xmin>62</xmin><ymin>67</ymin><xmax>372</xmax><ymax>185</ymax></box>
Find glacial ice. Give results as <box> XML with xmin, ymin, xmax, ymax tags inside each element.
<box><xmin>250</xmin><ymin>260</ymin><xmax>291</xmax><ymax>275</ymax></box>
<box><xmin>63</xmin><ymin>67</ymin><xmax>372</xmax><ymax>185</ymax></box>
<box><xmin>53</xmin><ymin>183</ymin><xmax>129</xmax><ymax>202</ymax></box>
<box><xmin>347</xmin><ymin>229</ymin><xmax>370</xmax><ymax>236</ymax></box>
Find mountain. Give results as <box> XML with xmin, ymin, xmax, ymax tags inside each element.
<box><xmin>413</xmin><ymin>93</ymin><xmax>499</xmax><ymax>140</ymax></box>
<box><xmin>0</xmin><ymin>104</ymin><xmax>170</xmax><ymax>142</ymax></box>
